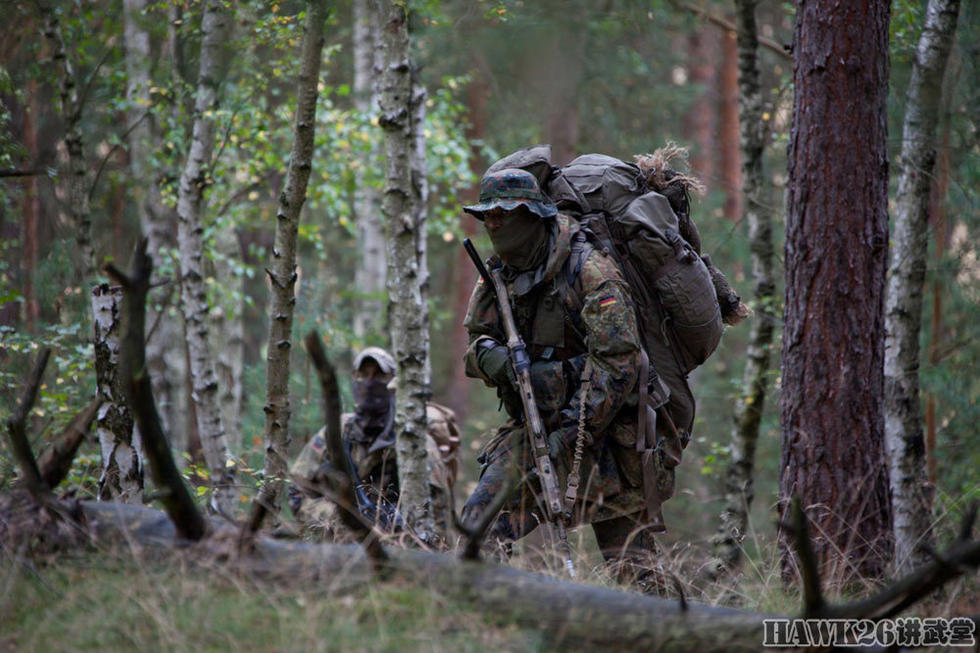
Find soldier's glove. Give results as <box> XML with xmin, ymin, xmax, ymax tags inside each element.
<box><xmin>547</xmin><ymin>428</ymin><xmax>576</xmax><ymax>461</ymax></box>
<box><xmin>475</xmin><ymin>339</ymin><xmax>516</xmax><ymax>388</ymax></box>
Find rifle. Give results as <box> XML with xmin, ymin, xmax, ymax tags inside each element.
<box><xmin>463</xmin><ymin>238</ymin><xmax>576</xmax><ymax>577</ymax></box>
<box><xmin>341</xmin><ymin>438</ymin><xmax>406</xmax><ymax>533</ymax></box>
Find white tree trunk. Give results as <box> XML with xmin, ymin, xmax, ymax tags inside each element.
<box><xmin>253</xmin><ymin>0</ymin><xmax>328</xmax><ymax>520</ymax></box>
<box><xmin>884</xmin><ymin>0</ymin><xmax>960</xmax><ymax>575</ymax></box>
<box><xmin>352</xmin><ymin>0</ymin><xmax>386</xmax><ymax>339</ymax></box>
<box><xmin>92</xmin><ymin>284</ymin><xmax>143</xmax><ymax>504</ymax></box>
<box><xmin>176</xmin><ymin>0</ymin><xmax>235</xmax><ymax>516</ymax></box>
<box><xmin>123</xmin><ymin>0</ymin><xmax>188</xmax><ymax>451</ymax></box>
<box><xmin>211</xmin><ymin>224</ymin><xmax>244</xmax><ymax>451</ymax></box>
<box><xmin>378</xmin><ymin>0</ymin><xmax>434</xmax><ymax>543</ymax></box>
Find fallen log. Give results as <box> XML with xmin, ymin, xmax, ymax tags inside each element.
<box><xmin>81</xmin><ymin>500</ymin><xmax>773</xmax><ymax>652</ymax></box>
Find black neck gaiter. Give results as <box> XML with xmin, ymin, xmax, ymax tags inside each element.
<box><xmin>488</xmin><ymin>211</ymin><xmax>549</xmax><ymax>271</ymax></box>
<box><xmin>353</xmin><ymin>379</ymin><xmax>393</xmax><ymax>436</ymax></box>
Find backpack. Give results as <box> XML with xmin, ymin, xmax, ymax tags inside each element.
<box><xmin>488</xmin><ymin>145</ymin><xmax>734</xmax><ymax>375</ymax></box>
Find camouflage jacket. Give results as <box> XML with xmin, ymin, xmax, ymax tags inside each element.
<box><xmin>464</xmin><ymin>214</ymin><xmax>646</xmax><ymax>511</ymax></box>
<box><xmin>289</xmin><ymin>403</ymin><xmax>459</xmax><ymax>521</ymax></box>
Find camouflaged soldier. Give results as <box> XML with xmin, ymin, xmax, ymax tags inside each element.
<box><xmin>289</xmin><ymin>347</ymin><xmax>460</xmax><ymax>539</ymax></box>
<box><xmin>460</xmin><ymin>168</ymin><xmax>661</xmax><ymax>585</ymax></box>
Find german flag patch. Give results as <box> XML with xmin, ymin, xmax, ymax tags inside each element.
<box><xmin>599</xmin><ymin>296</ymin><xmax>617</xmax><ymax>309</ymax></box>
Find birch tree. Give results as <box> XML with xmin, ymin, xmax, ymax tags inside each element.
<box><xmin>712</xmin><ymin>0</ymin><xmax>777</xmax><ymax>574</ymax></box>
<box><xmin>92</xmin><ymin>284</ymin><xmax>143</xmax><ymax>503</ymax></box>
<box><xmin>352</xmin><ymin>0</ymin><xmax>386</xmax><ymax>340</ymax></box>
<box><xmin>884</xmin><ymin>0</ymin><xmax>961</xmax><ymax>575</ymax></box>
<box><xmin>780</xmin><ymin>0</ymin><xmax>892</xmax><ymax>581</ymax></box>
<box><xmin>377</xmin><ymin>0</ymin><xmax>435</xmax><ymax>543</ymax></box>
<box><xmin>252</xmin><ymin>0</ymin><xmax>328</xmax><ymax>520</ymax></box>
<box><xmin>175</xmin><ymin>0</ymin><xmax>235</xmax><ymax>515</ymax></box>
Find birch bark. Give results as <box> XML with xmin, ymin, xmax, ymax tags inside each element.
<box><xmin>377</xmin><ymin>0</ymin><xmax>435</xmax><ymax>543</ymax></box>
<box><xmin>92</xmin><ymin>284</ymin><xmax>143</xmax><ymax>504</ymax></box>
<box><xmin>253</xmin><ymin>0</ymin><xmax>327</xmax><ymax>520</ymax></box>
<box><xmin>352</xmin><ymin>0</ymin><xmax>387</xmax><ymax>340</ymax></box>
<box><xmin>175</xmin><ymin>0</ymin><xmax>235</xmax><ymax>515</ymax></box>
<box><xmin>884</xmin><ymin>0</ymin><xmax>961</xmax><ymax>575</ymax></box>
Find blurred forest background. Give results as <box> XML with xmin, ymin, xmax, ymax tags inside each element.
<box><xmin>1</xmin><ymin>0</ymin><xmax>978</xmax><ymax>567</ymax></box>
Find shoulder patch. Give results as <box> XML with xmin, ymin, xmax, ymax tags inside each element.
<box><xmin>311</xmin><ymin>433</ymin><xmax>326</xmax><ymax>454</ymax></box>
<box><xmin>599</xmin><ymin>296</ymin><xmax>618</xmax><ymax>309</ymax></box>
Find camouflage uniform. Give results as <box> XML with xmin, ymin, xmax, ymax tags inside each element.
<box><xmin>461</xmin><ymin>170</ymin><xmax>660</xmax><ymax>575</ymax></box>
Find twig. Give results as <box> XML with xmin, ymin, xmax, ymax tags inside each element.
<box><xmin>0</xmin><ymin>169</ymin><xmax>47</xmax><ymax>178</ymax></box>
<box><xmin>816</xmin><ymin>504</ymin><xmax>980</xmax><ymax>620</ymax></box>
<box><xmin>452</xmin><ymin>453</ymin><xmax>521</xmax><ymax>561</ymax></box>
<box><xmin>106</xmin><ymin>239</ymin><xmax>207</xmax><ymax>542</ymax></box>
<box><xmin>787</xmin><ymin>497</ymin><xmax>825</xmax><ymax>617</ymax></box>
<box><xmin>5</xmin><ymin>348</ymin><xmax>52</xmax><ymax>500</ymax></box>
<box><xmin>88</xmin><ymin>111</ymin><xmax>151</xmax><ymax>202</ymax></box>
<box><xmin>303</xmin><ymin>330</ymin><xmax>388</xmax><ymax>569</ymax></box>
<box><xmin>674</xmin><ymin>0</ymin><xmax>791</xmax><ymax>60</ymax></box>
<box><xmin>37</xmin><ymin>396</ymin><xmax>102</xmax><ymax>489</ymax></box>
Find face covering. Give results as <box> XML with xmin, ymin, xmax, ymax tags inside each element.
<box><xmin>353</xmin><ymin>378</ymin><xmax>393</xmax><ymax>434</ymax></box>
<box><xmin>487</xmin><ymin>208</ymin><xmax>549</xmax><ymax>271</ymax></box>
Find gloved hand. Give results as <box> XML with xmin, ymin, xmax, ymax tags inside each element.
<box><xmin>475</xmin><ymin>339</ymin><xmax>516</xmax><ymax>388</ymax></box>
<box><xmin>547</xmin><ymin>429</ymin><xmax>573</xmax><ymax>460</ymax></box>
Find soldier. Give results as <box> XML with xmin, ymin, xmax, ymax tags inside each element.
<box><xmin>461</xmin><ymin>168</ymin><xmax>679</xmax><ymax>588</ymax></box>
<box><xmin>288</xmin><ymin>346</ymin><xmax>460</xmax><ymax>540</ymax></box>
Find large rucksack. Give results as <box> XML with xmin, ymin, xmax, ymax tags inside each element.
<box><xmin>487</xmin><ymin>145</ymin><xmax>742</xmax><ymax>375</ymax></box>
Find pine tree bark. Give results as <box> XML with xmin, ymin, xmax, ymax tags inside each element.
<box><xmin>884</xmin><ymin>0</ymin><xmax>960</xmax><ymax>576</ymax></box>
<box><xmin>92</xmin><ymin>284</ymin><xmax>143</xmax><ymax>503</ymax></box>
<box><xmin>175</xmin><ymin>0</ymin><xmax>235</xmax><ymax>515</ymax></box>
<box><xmin>718</xmin><ymin>27</ymin><xmax>742</xmax><ymax>223</ymax></box>
<box><xmin>779</xmin><ymin>0</ymin><xmax>893</xmax><ymax>582</ymax></box>
<box><xmin>42</xmin><ymin>4</ymin><xmax>96</xmax><ymax>278</ymax></box>
<box><xmin>124</xmin><ymin>0</ymin><xmax>188</xmax><ymax>450</ymax></box>
<box><xmin>685</xmin><ymin>31</ymin><xmax>717</xmax><ymax>184</ymax></box>
<box><xmin>352</xmin><ymin>0</ymin><xmax>387</xmax><ymax>340</ymax></box>
<box><xmin>253</xmin><ymin>0</ymin><xmax>327</xmax><ymax>521</ymax></box>
<box><xmin>378</xmin><ymin>0</ymin><xmax>435</xmax><ymax>543</ymax></box>
<box><xmin>712</xmin><ymin>0</ymin><xmax>776</xmax><ymax>574</ymax></box>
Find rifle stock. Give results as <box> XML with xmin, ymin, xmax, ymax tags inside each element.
<box><xmin>463</xmin><ymin>238</ymin><xmax>576</xmax><ymax>577</ymax></box>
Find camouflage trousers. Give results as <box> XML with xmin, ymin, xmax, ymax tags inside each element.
<box><xmin>461</xmin><ymin>424</ymin><xmax>663</xmax><ymax>590</ymax></box>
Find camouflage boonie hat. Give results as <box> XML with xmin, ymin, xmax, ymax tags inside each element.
<box><xmin>353</xmin><ymin>347</ymin><xmax>396</xmax><ymax>375</ymax></box>
<box><xmin>463</xmin><ymin>168</ymin><xmax>557</xmax><ymax>220</ymax></box>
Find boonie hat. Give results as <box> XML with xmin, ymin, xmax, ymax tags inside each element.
<box><xmin>463</xmin><ymin>168</ymin><xmax>557</xmax><ymax>220</ymax></box>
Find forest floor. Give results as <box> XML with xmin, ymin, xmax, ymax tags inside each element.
<box><xmin>2</xmin><ymin>525</ymin><xmax>976</xmax><ymax>653</ymax></box>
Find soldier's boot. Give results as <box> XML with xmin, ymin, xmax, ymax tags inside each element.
<box><xmin>592</xmin><ymin>512</ymin><xmax>669</xmax><ymax>595</ymax></box>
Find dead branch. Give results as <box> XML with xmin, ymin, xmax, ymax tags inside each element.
<box><xmin>302</xmin><ymin>330</ymin><xmax>388</xmax><ymax>567</ymax></box>
<box><xmin>816</xmin><ymin>503</ymin><xmax>980</xmax><ymax>620</ymax></box>
<box><xmin>451</xmin><ymin>453</ymin><xmax>521</xmax><ymax>561</ymax></box>
<box><xmin>674</xmin><ymin>1</ymin><xmax>791</xmax><ymax>60</ymax></box>
<box><xmin>787</xmin><ymin>497</ymin><xmax>825</xmax><ymax>616</ymax></box>
<box><xmin>105</xmin><ymin>239</ymin><xmax>207</xmax><ymax>542</ymax></box>
<box><xmin>37</xmin><ymin>396</ymin><xmax>102</xmax><ymax>489</ymax></box>
<box><xmin>5</xmin><ymin>348</ymin><xmax>52</xmax><ymax>500</ymax></box>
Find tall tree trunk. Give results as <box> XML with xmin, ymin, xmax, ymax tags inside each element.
<box><xmin>685</xmin><ymin>31</ymin><xmax>717</xmax><ymax>184</ymax></box>
<box><xmin>925</xmin><ymin>92</ymin><xmax>953</xmax><ymax>487</ymax></box>
<box><xmin>541</xmin><ymin>27</ymin><xmax>582</xmax><ymax>166</ymax></box>
<box><xmin>352</xmin><ymin>0</ymin><xmax>386</xmax><ymax>341</ymax></box>
<box><xmin>211</xmin><ymin>224</ymin><xmax>245</xmax><ymax>451</ymax></box>
<box><xmin>124</xmin><ymin>0</ymin><xmax>188</xmax><ymax>450</ymax></box>
<box><xmin>711</xmin><ymin>0</ymin><xmax>776</xmax><ymax>575</ymax></box>
<box><xmin>411</xmin><ymin>79</ymin><xmax>430</xmax><ymax>388</ymax></box>
<box><xmin>175</xmin><ymin>0</ymin><xmax>235</xmax><ymax>515</ymax></box>
<box><xmin>92</xmin><ymin>284</ymin><xmax>143</xmax><ymax>503</ymax></box>
<box><xmin>41</xmin><ymin>5</ymin><xmax>96</xmax><ymax>278</ymax></box>
<box><xmin>884</xmin><ymin>0</ymin><xmax>960</xmax><ymax>576</ymax></box>
<box><xmin>780</xmin><ymin>0</ymin><xmax>892</xmax><ymax>583</ymax></box>
<box><xmin>22</xmin><ymin>83</ymin><xmax>40</xmax><ymax>329</ymax></box>
<box><xmin>253</xmin><ymin>0</ymin><xmax>327</xmax><ymax>521</ymax></box>
<box><xmin>718</xmin><ymin>26</ymin><xmax>742</xmax><ymax>223</ymax></box>
<box><xmin>378</xmin><ymin>0</ymin><xmax>434</xmax><ymax>544</ymax></box>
